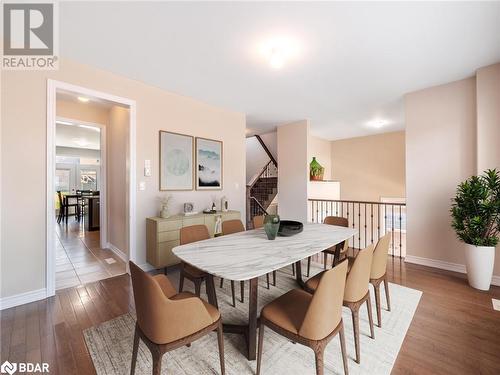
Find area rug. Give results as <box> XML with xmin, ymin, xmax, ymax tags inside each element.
<box><xmin>84</xmin><ymin>265</ymin><xmax>421</xmax><ymax>374</ymax></box>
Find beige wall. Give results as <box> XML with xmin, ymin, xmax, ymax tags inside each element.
<box><xmin>476</xmin><ymin>63</ymin><xmax>500</xmax><ymax>173</ymax></box>
<box><xmin>56</xmin><ymin>99</ymin><xmax>109</xmax><ymax>125</ymax></box>
<box><xmin>1</xmin><ymin>59</ymin><xmax>246</xmax><ymax>299</ymax></box>
<box><xmin>405</xmin><ymin>78</ymin><xmax>478</xmax><ymax>268</ymax></box>
<box><xmin>331</xmin><ymin>131</ymin><xmax>406</xmax><ymax>201</ymax></box>
<box><xmin>308</xmin><ymin>135</ymin><xmax>332</xmax><ymax>180</ymax></box>
<box><xmin>277</xmin><ymin>120</ymin><xmax>309</xmax><ymax>222</ymax></box>
<box><xmin>107</xmin><ymin>106</ymin><xmax>129</xmax><ymax>255</ymax></box>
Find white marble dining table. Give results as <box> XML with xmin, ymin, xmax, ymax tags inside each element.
<box><xmin>172</xmin><ymin>222</ymin><xmax>357</xmax><ymax>360</ymax></box>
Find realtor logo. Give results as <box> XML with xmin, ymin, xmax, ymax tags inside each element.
<box><xmin>0</xmin><ymin>361</ymin><xmax>17</xmax><ymax>375</ymax></box>
<box><xmin>2</xmin><ymin>1</ymin><xmax>59</xmax><ymax>70</ymax></box>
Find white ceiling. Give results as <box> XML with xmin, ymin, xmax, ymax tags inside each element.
<box><xmin>56</xmin><ymin>122</ymin><xmax>100</xmax><ymax>150</ymax></box>
<box><xmin>60</xmin><ymin>2</ymin><xmax>500</xmax><ymax>140</ymax></box>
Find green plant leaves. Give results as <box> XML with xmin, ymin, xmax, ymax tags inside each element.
<box><xmin>451</xmin><ymin>169</ymin><xmax>500</xmax><ymax>247</ymax></box>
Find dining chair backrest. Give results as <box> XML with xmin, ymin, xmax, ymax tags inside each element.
<box><xmin>129</xmin><ymin>261</ymin><xmax>212</xmax><ymax>344</ymax></box>
<box><xmin>180</xmin><ymin>224</ymin><xmax>210</xmax><ymax>245</ymax></box>
<box><xmin>299</xmin><ymin>259</ymin><xmax>348</xmax><ymax>341</ymax></box>
<box><xmin>371</xmin><ymin>233</ymin><xmax>391</xmax><ymax>280</ymax></box>
<box><xmin>324</xmin><ymin>216</ymin><xmax>349</xmax><ymax>253</ymax></box>
<box><xmin>253</xmin><ymin>215</ymin><xmax>264</xmax><ymax>229</ymax></box>
<box><xmin>57</xmin><ymin>191</ymin><xmax>64</xmax><ymax>207</ymax></box>
<box><xmin>323</xmin><ymin>216</ymin><xmax>348</xmax><ymax>227</ymax></box>
<box><xmin>222</xmin><ymin>219</ymin><xmax>245</xmax><ymax>235</ymax></box>
<box><xmin>344</xmin><ymin>244</ymin><xmax>374</xmax><ymax>303</ymax></box>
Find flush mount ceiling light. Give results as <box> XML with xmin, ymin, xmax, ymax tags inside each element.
<box><xmin>367</xmin><ymin>119</ymin><xmax>388</xmax><ymax>129</ymax></box>
<box><xmin>77</xmin><ymin>96</ymin><xmax>90</xmax><ymax>103</ymax></box>
<box><xmin>259</xmin><ymin>36</ymin><xmax>299</xmax><ymax>69</ymax></box>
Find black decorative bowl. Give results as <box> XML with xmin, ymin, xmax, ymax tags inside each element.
<box><xmin>278</xmin><ymin>220</ymin><xmax>304</xmax><ymax>237</ymax></box>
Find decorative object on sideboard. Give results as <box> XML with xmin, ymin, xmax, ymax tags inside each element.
<box><xmin>264</xmin><ymin>214</ymin><xmax>280</xmax><ymax>240</ymax></box>
<box><xmin>278</xmin><ymin>220</ymin><xmax>304</xmax><ymax>237</ymax></box>
<box><xmin>195</xmin><ymin>137</ymin><xmax>223</xmax><ymax>190</ymax></box>
<box><xmin>309</xmin><ymin>157</ymin><xmax>324</xmax><ymax>181</ymax></box>
<box><xmin>221</xmin><ymin>196</ymin><xmax>228</xmax><ymax>212</ymax></box>
<box><xmin>158</xmin><ymin>194</ymin><xmax>172</xmax><ymax>218</ymax></box>
<box><xmin>183</xmin><ymin>202</ymin><xmax>198</xmax><ymax>216</ymax></box>
<box><xmin>159</xmin><ymin>131</ymin><xmax>194</xmax><ymax>191</ymax></box>
<box><xmin>451</xmin><ymin>168</ymin><xmax>500</xmax><ymax>291</ymax></box>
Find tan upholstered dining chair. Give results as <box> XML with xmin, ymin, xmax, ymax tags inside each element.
<box><xmin>370</xmin><ymin>233</ymin><xmax>391</xmax><ymax>327</ymax></box>
<box><xmin>129</xmin><ymin>261</ymin><xmax>225</xmax><ymax>375</ymax></box>
<box><xmin>178</xmin><ymin>225</ymin><xmax>210</xmax><ymax>296</ymax></box>
<box><xmin>306</xmin><ymin>244</ymin><xmax>375</xmax><ymax>364</ymax></box>
<box><xmin>220</xmin><ymin>219</ymin><xmax>246</xmax><ymax>306</ymax></box>
<box><xmin>257</xmin><ymin>260</ymin><xmax>349</xmax><ymax>375</ymax></box>
<box><xmin>252</xmin><ymin>215</ymin><xmax>264</xmax><ymax>229</ymax></box>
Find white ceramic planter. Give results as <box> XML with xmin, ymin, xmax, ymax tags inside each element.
<box><xmin>464</xmin><ymin>244</ymin><xmax>495</xmax><ymax>290</ymax></box>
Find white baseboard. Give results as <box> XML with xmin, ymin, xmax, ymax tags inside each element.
<box><xmin>0</xmin><ymin>288</ymin><xmax>47</xmax><ymax>310</ymax></box>
<box><xmin>106</xmin><ymin>242</ymin><xmax>128</xmax><ymax>262</ymax></box>
<box><xmin>405</xmin><ymin>255</ymin><xmax>500</xmax><ymax>287</ymax></box>
<box><xmin>138</xmin><ymin>263</ymin><xmax>155</xmax><ymax>272</ymax></box>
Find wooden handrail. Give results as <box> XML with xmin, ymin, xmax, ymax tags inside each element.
<box><xmin>249</xmin><ymin>196</ymin><xmax>268</xmax><ymax>214</ymax></box>
<box><xmin>255</xmin><ymin>134</ymin><xmax>277</xmax><ymax>167</ymax></box>
<box><xmin>308</xmin><ymin>198</ymin><xmax>406</xmax><ymax>206</ymax></box>
<box><xmin>247</xmin><ymin>160</ymin><xmax>275</xmax><ymax>189</ymax></box>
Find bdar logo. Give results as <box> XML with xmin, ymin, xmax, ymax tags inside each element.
<box><xmin>0</xmin><ymin>361</ymin><xmax>17</xmax><ymax>375</ymax></box>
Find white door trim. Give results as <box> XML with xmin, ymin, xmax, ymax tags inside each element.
<box><xmin>46</xmin><ymin>79</ymin><xmax>137</xmax><ymax>297</ymax></box>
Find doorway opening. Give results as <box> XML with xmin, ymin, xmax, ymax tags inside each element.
<box><xmin>47</xmin><ymin>80</ymin><xmax>136</xmax><ymax>295</ymax></box>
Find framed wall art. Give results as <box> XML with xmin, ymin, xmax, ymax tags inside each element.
<box><xmin>159</xmin><ymin>131</ymin><xmax>194</xmax><ymax>190</ymax></box>
<box><xmin>195</xmin><ymin>137</ymin><xmax>223</xmax><ymax>190</ymax></box>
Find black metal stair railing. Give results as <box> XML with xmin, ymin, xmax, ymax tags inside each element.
<box><xmin>308</xmin><ymin>199</ymin><xmax>407</xmax><ymax>258</ymax></box>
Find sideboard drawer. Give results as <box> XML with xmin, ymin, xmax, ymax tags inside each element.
<box><xmin>158</xmin><ymin>220</ymin><xmax>182</xmax><ymax>232</ymax></box>
<box><xmin>158</xmin><ymin>230</ymin><xmax>179</xmax><ymax>243</ymax></box>
<box><xmin>182</xmin><ymin>217</ymin><xmax>205</xmax><ymax>227</ymax></box>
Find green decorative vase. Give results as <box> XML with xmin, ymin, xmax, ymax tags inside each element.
<box><xmin>310</xmin><ymin>157</ymin><xmax>324</xmax><ymax>181</ymax></box>
<box><xmin>264</xmin><ymin>214</ymin><xmax>280</xmax><ymax>240</ymax></box>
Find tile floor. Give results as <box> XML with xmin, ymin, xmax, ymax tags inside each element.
<box><xmin>55</xmin><ymin>219</ymin><xmax>127</xmax><ymax>290</ymax></box>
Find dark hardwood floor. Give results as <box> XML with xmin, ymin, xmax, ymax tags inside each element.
<box><xmin>1</xmin><ymin>258</ymin><xmax>499</xmax><ymax>374</ymax></box>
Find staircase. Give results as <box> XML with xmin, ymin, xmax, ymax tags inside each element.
<box><xmin>246</xmin><ymin>161</ymin><xmax>278</xmax><ymax>228</ymax></box>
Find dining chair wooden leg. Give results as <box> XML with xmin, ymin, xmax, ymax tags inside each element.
<box><xmin>130</xmin><ymin>326</ymin><xmax>140</xmax><ymax>375</ymax></box>
<box><xmin>178</xmin><ymin>269</ymin><xmax>185</xmax><ymax>293</ymax></box>
<box><xmin>194</xmin><ymin>279</ymin><xmax>201</xmax><ymax>296</ymax></box>
<box><xmin>339</xmin><ymin>322</ymin><xmax>349</xmax><ymax>375</ymax></box>
<box><xmin>230</xmin><ymin>280</ymin><xmax>236</xmax><ymax>307</ymax></box>
<box><xmin>266</xmin><ymin>273</ymin><xmax>270</xmax><ymax>289</ymax></box>
<box><xmin>216</xmin><ymin>321</ymin><xmax>225</xmax><ymax>375</ymax></box>
<box><xmin>272</xmin><ymin>271</ymin><xmax>276</xmax><ymax>286</ymax></box>
<box><xmin>151</xmin><ymin>349</ymin><xmax>163</xmax><ymax>375</ymax></box>
<box><xmin>307</xmin><ymin>256</ymin><xmax>311</xmax><ymax>277</ymax></box>
<box><xmin>384</xmin><ymin>275</ymin><xmax>391</xmax><ymax>311</ymax></box>
<box><xmin>220</xmin><ymin>278</ymin><xmax>224</xmax><ymax>288</ymax></box>
<box><xmin>291</xmin><ymin>263</ymin><xmax>295</xmax><ymax>276</ymax></box>
<box><xmin>323</xmin><ymin>252</ymin><xmax>328</xmax><ymax>269</ymax></box>
<box><xmin>366</xmin><ymin>291</ymin><xmax>375</xmax><ymax>339</ymax></box>
<box><xmin>256</xmin><ymin>320</ymin><xmax>265</xmax><ymax>375</ymax></box>
<box><xmin>351</xmin><ymin>307</ymin><xmax>360</xmax><ymax>363</ymax></box>
<box><xmin>314</xmin><ymin>345</ymin><xmax>325</xmax><ymax>375</ymax></box>
<box><xmin>373</xmin><ymin>281</ymin><xmax>382</xmax><ymax>327</ymax></box>
<box><xmin>240</xmin><ymin>281</ymin><xmax>244</xmax><ymax>303</ymax></box>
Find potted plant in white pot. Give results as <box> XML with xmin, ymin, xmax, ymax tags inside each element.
<box><xmin>451</xmin><ymin>169</ymin><xmax>500</xmax><ymax>290</ymax></box>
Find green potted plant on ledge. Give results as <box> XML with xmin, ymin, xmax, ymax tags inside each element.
<box><xmin>451</xmin><ymin>169</ymin><xmax>500</xmax><ymax>290</ymax></box>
